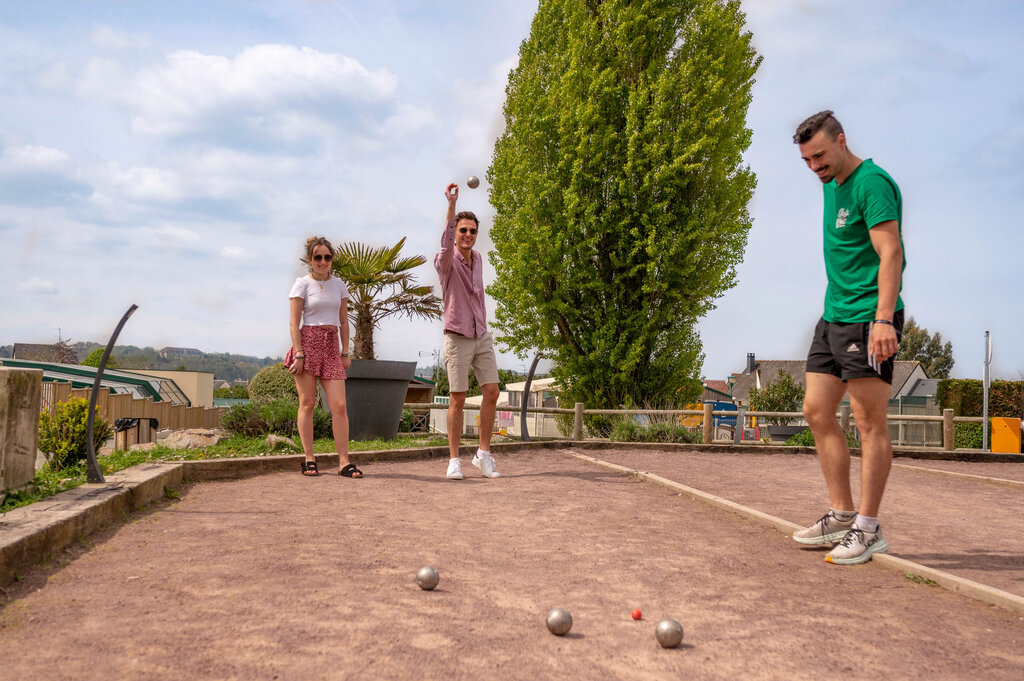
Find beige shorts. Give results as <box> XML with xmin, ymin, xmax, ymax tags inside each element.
<box><xmin>443</xmin><ymin>331</ymin><xmax>499</xmax><ymax>393</ymax></box>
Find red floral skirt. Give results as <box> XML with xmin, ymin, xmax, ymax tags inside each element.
<box><xmin>285</xmin><ymin>326</ymin><xmax>346</xmax><ymax>380</ymax></box>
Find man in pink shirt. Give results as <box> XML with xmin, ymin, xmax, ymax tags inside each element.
<box><xmin>434</xmin><ymin>182</ymin><xmax>501</xmax><ymax>480</ymax></box>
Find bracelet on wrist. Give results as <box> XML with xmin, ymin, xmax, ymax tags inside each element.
<box><xmin>342</xmin><ymin>353</ymin><xmax>349</xmax><ymax>357</ymax></box>
<box><xmin>873</xmin><ymin>319</ymin><xmax>893</xmax><ymax>326</ymax></box>
<box><xmin>295</xmin><ymin>354</ymin><xmax>305</xmax><ymax>359</ymax></box>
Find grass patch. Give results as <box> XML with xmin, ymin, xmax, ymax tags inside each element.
<box><xmin>2</xmin><ymin>433</ymin><xmax>448</xmax><ymax>513</ymax></box>
<box><xmin>905</xmin><ymin>573</ymin><xmax>938</xmax><ymax>586</ymax></box>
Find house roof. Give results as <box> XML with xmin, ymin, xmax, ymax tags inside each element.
<box><xmin>703</xmin><ymin>380</ymin><xmax>731</xmax><ymax>395</ymax></box>
<box><xmin>729</xmin><ymin>359</ymin><xmax>924</xmax><ymax>403</ymax></box>
<box><xmin>12</xmin><ymin>343</ymin><xmax>61</xmax><ymax>362</ymax></box>
<box><xmin>0</xmin><ymin>358</ymin><xmax>189</xmax><ymax>404</ymax></box>
<box><xmin>504</xmin><ymin>376</ymin><xmax>557</xmax><ymax>392</ymax></box>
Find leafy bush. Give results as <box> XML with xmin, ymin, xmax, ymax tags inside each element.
<box><xmin>785</xmin><ymin>428</ymin><xmax>859</xmax><ymax>448</ymax></box>
<box><xmin>37</xmin><ymin>398</ymin><xmax>114</xmax><ymax>469</ymax></box>
<box><xmin>953</xmin><ymin>422</ymin><xmax>990</xmax><ymax>449</ymax></box>
<box><xmin>399</xmin><ymin>408</ymin><xmax>414</xmax><ymax>432</ymax></box>
<box><xmin>937</xmin><ymin>379</ymin><xmax>1023</xmax><ymax>417</ymax></box>
<box><xmin>610</xmin><ymin>417</ymin><xmax>701</xmax><ymax>444</ymax></box>
<box><xmin>222</xmin><ymin>398</ymin><xmax>332</xmax><ymax>439</ymax></box>
<box><xmin>748</xmin><ymin>371</ymin><xmax>805</xmax><ymax>425</ymax></box>
<box><xmin>248</xmin><ymin>364</ymin><xmax>298</xmax><ymax>402</ymax></box>
<box><xmin>213</xmin><ymin>385</ymin><xmax>249</xmax><ymax>399</ymax></box>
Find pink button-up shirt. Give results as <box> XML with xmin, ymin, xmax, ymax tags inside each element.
<box><xmin>434</xmin><ymin>219</ymin><xmax>488</xmax><ymax>338</ymax></box>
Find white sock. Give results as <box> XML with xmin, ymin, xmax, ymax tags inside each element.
<box><xmin>854</xmin><ymin>514</ymin><xmax>879</xmax><ymax>533</ymax></box>
<box><xmin>476</xmin><ymin>448</ymin><xmax>490</xmax><ymax>457</ymax></box>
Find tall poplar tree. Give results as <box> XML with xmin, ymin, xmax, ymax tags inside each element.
<box><xmin>487</xmin><ymin>0</ymin><xmax>761</xmax><ymax>410</ymax></box>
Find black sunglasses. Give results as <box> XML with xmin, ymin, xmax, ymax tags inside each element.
<box><xmin>313</xmin><ymin>253</ymin><xmax>333</xmax><ymax>262</ymax></box>
<box><xmin>459</xmin><ymin>227</ymin><xmax>478</xmax><ymax>235</ymax></box>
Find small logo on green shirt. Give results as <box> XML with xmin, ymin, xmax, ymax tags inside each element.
<box><xmin>835</xmin><ymin>207</ymin><xmax>850</xmax><ymax>230</ymax></box>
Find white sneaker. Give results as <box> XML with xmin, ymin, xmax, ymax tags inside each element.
<box><xmin>446</xmin><ymin>458</ymin><xmax>464</xmax><ymax>480</ymax></box>
<box><xmin>826</xmin><ymin>526</ymin><xmax>889</xmax><ymax>565</ymax></box>
<box><xmin>472</xmin><ymin>450</ymin><xmax>501</xmax><ymax>478</ymax></box>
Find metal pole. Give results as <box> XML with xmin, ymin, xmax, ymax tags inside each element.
<box><xmin>86</xmin><ymin>304</ymin><xmax>138</xmax><ymax>483</ymax></box>
<box><xmin>982</xmin><ymin>331</ymin><xmax>991</xmax><ymax>452</ymax></box>
<box><xmin>520</xmin><ymin>352</ymin><xmax>543</xmax><ymax>442</ymax></box>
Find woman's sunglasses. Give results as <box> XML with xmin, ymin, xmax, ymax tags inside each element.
<box><xmin>313</xmin><ymin>254</ymin><xmax>333</xmax><ymax>262</ymax></box>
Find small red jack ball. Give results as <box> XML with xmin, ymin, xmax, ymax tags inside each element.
<box><xmin>631</xmin><ymin>609</ymin><xmax>642</xmax><ymax>620</ymax></box>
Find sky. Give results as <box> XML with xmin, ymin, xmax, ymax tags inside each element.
<box><xmin>2</xmin><ymin>1</ymin><xmax>1022</xmax><ymax>383</ymax></box>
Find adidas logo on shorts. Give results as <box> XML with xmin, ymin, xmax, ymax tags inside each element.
<box><xmin>846</xmin><ymin>343</ymin><xmax>860</xmax><ymax>353</ymax></box>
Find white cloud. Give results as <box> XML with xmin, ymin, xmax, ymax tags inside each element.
<box><xmin>17</xmin><ymin>277</ymin><xmax>58</xmax><ymax>295</ymax></box>
<box><xmin>448</xmin><ymin>56</ymin><xmax>517</xmax><ymax>170</ymax></box>
<box><xmin>220</xmin><ymin>245</ymin><xmax>249</xmax><ymax>259</ymax></box>
<box><xmin>85</xmin><ymin>44</ymin><xmax>400</xmax><ymax>138</ymax></box>
<box><xmin>90</xmin><ymin>26</ymin><xmax>151</xmax><ymax>51</ymax></box>
<box><xmin>3</xmin><ymin>145</ymin><xmax>69</xmax><ymax>167</ymax></box>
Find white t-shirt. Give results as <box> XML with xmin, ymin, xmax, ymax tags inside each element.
<box><xmin>289</xmin><ymin>275</ymin><xmax>350</xmax><ymax>326</ymax></box>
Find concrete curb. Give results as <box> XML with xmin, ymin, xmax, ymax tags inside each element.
<box><xmin>1</xmin><ymin>463</ymin><xmax>183</xmax><ymax>587</ymax></box>
<box><xmin>565</xmin><ymin>450</ymin><xmax>1024</xmax><ymax>616</ymax></box>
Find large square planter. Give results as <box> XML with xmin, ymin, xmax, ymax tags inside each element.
<box><xmin>762</xmin><ymin>425</ymin><xmax>808</xmax><ymax>443</ymax></box>
<box><xmin>324</xmin><ymin>359</ymin><xmax>416</xmax><ymax>441</ymax></box>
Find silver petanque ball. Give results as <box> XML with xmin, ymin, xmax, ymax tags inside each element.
<box><xmin>415</xmin><ymin>566</ymin><xmax>440</xmax><ymax>590</ymax></box>
<box><xmin>655</xmin><ymin>618</ymin><xmax>684</xmax><ymax>648</ymax></box>
<box><xmin>466</xmin><ymin>175</ymin><xmax>480</xmax><ymax>188</ymax></box>
<box><xmin>545</xmin><ymin>607</ymin><xmax>573</xmax><ymax>636</ymax></box>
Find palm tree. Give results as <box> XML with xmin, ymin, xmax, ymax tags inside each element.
<box><xmin>332</xmin><ymin>238</ymin><xmax>443</xmax><ymax>359</ymax></box>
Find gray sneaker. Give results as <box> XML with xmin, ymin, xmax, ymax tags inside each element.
<box><xmin>793</xmin><ymin>510</ymin><xmax>856</xmax><ymax>546</ymax></box>
<box><xmin>826</xmin><ymin>527</ymin><xmax>889</xmax><ymax>565</ymax></box>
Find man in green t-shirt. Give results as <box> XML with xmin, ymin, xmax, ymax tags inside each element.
<box><xmin>791</xmin><ymin>111</ymin><xmax>906</xmax><ymax>565</ymax></box>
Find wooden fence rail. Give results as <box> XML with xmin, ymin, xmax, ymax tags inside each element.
<box><xmin>409</xmin><ymin>403</ymin><xmax>998</xmax><ymax>452</ymax></box>
<box><xmin>40</xmin><ymin>381</ymin><xmax>225</xmax><ymax>432</ymax></box>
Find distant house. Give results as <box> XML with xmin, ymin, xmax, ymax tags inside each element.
<box><xmin>13</xmin><ymin>343</ymin><xmax>61</xmax><ymax>362</ymax></box>
<box><xmin>159</xmin><ymin>346</ymin><xmax>204</xmax><ymax>360</ymax></box>
<box><xmin>727</xmin><ymin>353</ymin><xmax>928</xmax><ymax>404</ymax></box>
<box><xmin>700</xmin><ymin>380</ymin><xmax>733</xmax><ymax>403</ymax></box>
<box><xmin>212</xmin><ymin>379</ymin><xmax>232</xmax><ymax>391</ymax></box>
<box><xmin>233</xmin><ymin>379</ymin><xmax>249</xmax><ymax>388</ymax></box>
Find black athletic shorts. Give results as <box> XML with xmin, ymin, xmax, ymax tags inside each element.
<box><xmin>805</xmin><ymin>309</ymin><xmax>904</xmax><ymax>384</ymax></box>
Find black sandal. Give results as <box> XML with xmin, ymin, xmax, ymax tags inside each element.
<box><xmin>339</xmin><ymin>463</ymin><xmax>363</xmax><ymax>478</ymax></box>
<box><xmin>301</xmin><ymin>460</ymin><xmax>319</xmax><ymax>476</ymax></box>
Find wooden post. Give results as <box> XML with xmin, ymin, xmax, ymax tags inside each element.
<box><xmin>703</xmin><ymin>402</ymin><xmax>713</xmax><ymax>444</ymax></box>
<box><xmin>840</xmin><ymin>405</ymin><xmax>851</xmax><ymax>434</ymax></box>
<box><xmin>573</xmin><ymin>402</ymin><xmax>584</xmax><ymax>440</ymax></box>
<box><xmin>943</xmin><ymin>409</ymin><xmax>954</xmax><ymax>451</ymax></box>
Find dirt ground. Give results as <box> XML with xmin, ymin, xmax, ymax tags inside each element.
<box><xmin>1</xmin><ymin>448</ymin><xmax>1022</xmax><ymax>681</ymax></box>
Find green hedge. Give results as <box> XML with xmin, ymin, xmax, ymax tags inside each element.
<box><xmin>221</xmin><ymin>398</ymin><xmax>332</xmax><ymax>439</ymax></box>
<box><xmin>937</xmin><ymin>379</ymin><xmax>1023</xmax><ymax>417</ymax></box>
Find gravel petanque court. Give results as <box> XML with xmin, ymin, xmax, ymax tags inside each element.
<box><xmin>1</xmin><ymin>448</ymin><xmax>1022</xmax><ymax>680</ymax></box>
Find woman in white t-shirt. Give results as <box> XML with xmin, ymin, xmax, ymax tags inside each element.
<box><xmin>285</xmin><ymin>236</ymin><xmax>362</xmax><ymax>478</ymax></box>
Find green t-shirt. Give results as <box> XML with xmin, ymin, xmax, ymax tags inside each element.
<box><xmin>821</xmin><ymin>158</ymin><xmax>905</xmax><ymax>323</ymax></box>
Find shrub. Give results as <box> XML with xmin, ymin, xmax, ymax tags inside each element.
<box><xmin>248</xmin><ymin>364</ymin><xmax>298</xmax><ymax>402</ymax></box>
<box><xmin>399</xmin><ymin>408</ymin><xmax>414</xmax><ymax>432</ymax></box>
<box><xmin>609</xmin><ymin>417</ymin><xmax>701</xmax><ymax>444</ymax></box>
<box><xmin>748</xmin><ymin>371</ymin><xmax>805</xmax><ymax>425</ymax></box>
<box><xmin>785</xmin><ymin>428</ymin><xmax>859</xmax><ymax>448</ymax></box>
<box><xmin>38</xmin><ymin>398</ymin><xmax>114</xmax><ymax>469</ymax></box>
<box><xmin>953</xmin><ymin>422</ymin><xmax>990</xmax><ymax>449</ymax></box>
<box><xmin>213</xmin><ymin>385</ymin><xmax>249</xmax><ymax>399</ymax></box>
<box><xmin>222</xmin><ymin>398</ymin><xmax>333</xmax><ymax>439</ymax></box>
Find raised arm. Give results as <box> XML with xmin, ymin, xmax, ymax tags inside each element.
<box><xmin>436</xmin><ymin>183</ymin><xmax>459</xmax><ymax>277</ymax></box>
